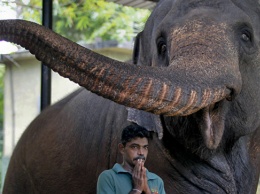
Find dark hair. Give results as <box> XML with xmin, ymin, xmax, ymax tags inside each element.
<box><xmin>121</xmin><ymin>124</ymin><xmax>151</xmax><ymax>146</ymax></box>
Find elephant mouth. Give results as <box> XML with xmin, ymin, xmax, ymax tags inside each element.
<box><xmin>164</xmin><ymin>99</ymin><xmax>228</xmax><ymax>154</ymax></box>
<box><xmin>197</xmin><ymin>100</ymin><xmax>227</xmax><ymax>149</ymax></box>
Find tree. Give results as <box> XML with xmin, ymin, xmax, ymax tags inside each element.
<box><xmin>3</xmin><ymin>0</ymin><xmax>151</xmax><ymax>43</ymax></box>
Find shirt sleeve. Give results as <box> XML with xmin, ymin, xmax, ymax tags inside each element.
<box><xmin>97</xmin><ymin>171</ymin><xmax>115</xmax><ymax>194</ymax></box>
<box><xmin>158</xmin><ymin>177</ymin><xmax>166</xmax><ymax>194</ymax></box>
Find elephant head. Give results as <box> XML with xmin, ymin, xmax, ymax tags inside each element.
<box><xmin>0</xmin><ymin>0</ymin><xmax>259</xmax><ymax>154</ymax></box>
<box><xmin>131</xmin><ymin>0</ymin><xmax>260</xmax><ymax>157</ymax></box>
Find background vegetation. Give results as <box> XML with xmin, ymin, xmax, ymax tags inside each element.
<box><xmin>9</xmin><ymin>0</ymin><xmax>151</xmax><ymax>43</ymax></box>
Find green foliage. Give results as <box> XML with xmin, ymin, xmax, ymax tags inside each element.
<box><xmin>11</xmin><ymin>0</ymin><xmax>151</xmax><ymax>43</ymax></box>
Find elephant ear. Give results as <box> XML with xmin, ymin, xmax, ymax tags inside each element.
<box><xmin>127</xmin><ymin>108</ymin><xmax>164</xmax><ymax>140</ymax></box>
<box><xmin>133</xmin><ymin>32</ymin><xmax>142</xmax><ymax>65</ymax></box>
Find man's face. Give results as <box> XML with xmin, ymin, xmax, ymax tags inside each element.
<box><xmin>120</xmin><ymin>137</ymin><xmax>149</xmax><ymax>167</ymax></box>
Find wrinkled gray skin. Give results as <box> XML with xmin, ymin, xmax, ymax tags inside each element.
<box><xmin>1</xmin><ymin>0</ymin><xmax>260</xmax><ymax>193</ymax></box>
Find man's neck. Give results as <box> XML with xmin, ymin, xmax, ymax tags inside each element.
<box><xmin>121</xmin><ymin>162</ymin><xmax>134</xmax><ymax>174</ymax></box>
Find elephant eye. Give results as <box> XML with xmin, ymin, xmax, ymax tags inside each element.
<box><xmin>241</xmin><ymin>29</ymin><xmax>252</xmax><ymax>42</ymax></box>
<box><xmin>240</xmin><ymin>27</ymin><xmax>255</xmax><ymax>54</ymax></box>
<box><xmin>241</xmin><ymin>33</ymin><xmax>250</xmax><ymax>42</ymax></box>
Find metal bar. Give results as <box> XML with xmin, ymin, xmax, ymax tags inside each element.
<box><xmin>41</xmin><ymin>0</ymin><xmax>52</xmax><ymax>111</ymax></box>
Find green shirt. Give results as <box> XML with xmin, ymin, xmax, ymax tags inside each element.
<box><xmin>97</xmin><ymin>163</ymin><xmax>166</xmax><ymax>194</ymax></box>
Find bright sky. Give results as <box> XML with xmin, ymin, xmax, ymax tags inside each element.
<box><xmin>0</xmin><ymin>1</ymin><xmax>19</xmax><ymax>54</ymax></box>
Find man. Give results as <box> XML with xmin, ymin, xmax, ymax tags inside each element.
<box><xmin>97</xmin><ymin>124</ymin><xmax>166</xmax><ymax>194</ymax></box>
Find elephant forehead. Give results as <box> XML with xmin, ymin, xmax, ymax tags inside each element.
<box><xmin>170</xmin><ymin>21</ymin><xmax>234</xmax><ymax>50</ymax></box>
<box><xmin>153</xmin><ymin>0</ymin><xmax>231</xmax><ymax>19</ymax></box>
<box><xmin>150</xmin><ymin>0</ymin><xmax>253</xmax><ymax>29</ymax></box>
<box><xmin>169</xmin><ymin>21</ymin><xmax>237</xmax><ymax>63</ymax></box>
<box><xmin>170</xmin><ymin>20</ymin><xmax>229</xmax><ymax>40</ymax></box>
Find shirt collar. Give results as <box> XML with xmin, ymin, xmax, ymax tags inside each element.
<box><xmin>112</xmin><ymin>163</ymin><xmax>157</xmax><ymax>180</ymax></box>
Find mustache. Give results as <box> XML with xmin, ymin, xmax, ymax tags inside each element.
<box><xmin>133</xmin><ymin>155</ymin><xmax>146</xmax><ymax>161</ymax></box>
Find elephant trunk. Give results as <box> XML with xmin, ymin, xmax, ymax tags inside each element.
<box><xmin>0</xmin><ymin>20</ymin><xmax>236</xmax><ymax>116</ymax></box>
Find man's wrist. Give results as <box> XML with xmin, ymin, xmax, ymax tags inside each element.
<box><xmin>132</xmin><ymin>188</ymin><xmax>142</xmax><ymax>193</ymax></box>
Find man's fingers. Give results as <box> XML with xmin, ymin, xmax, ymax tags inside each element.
<box><xmin>133</xmin><ymin>159</ymin><xmax>142</xmax><ymax>177</ymax></box>
<box><xmin>142</xmin><ymin>167</ymin><xmax>147</xmax><ymax>177</ymax></box>
<box><xmin>138</xmin><ymin>159</ymin><xmax>142</xmax><ymax>171</ymax></box>
<box><xmin>132</xmin><ymin>159</ymin><xmax>146</xmax><ymax>191</ymax></box>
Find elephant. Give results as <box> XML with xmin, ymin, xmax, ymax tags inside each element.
<box><xmin>1</xmin><ymin>0</ymin><xmax>260</xmax><ymax>193</ymax></box>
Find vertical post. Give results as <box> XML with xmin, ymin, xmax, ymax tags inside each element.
<box><xmin>41</xmin><ymin>0</ymin><xmax>52</xmax><ymax>111</ymax></box>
